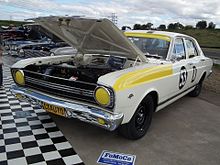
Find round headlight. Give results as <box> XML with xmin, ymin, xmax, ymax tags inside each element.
<box><xmin>14</xmin><ymin>70</ymin><xmax>25</xmax><ymax>85</ymax></box>
<box><xmin>95</xmin><ymin>87</ymin><xmax>111</xmax><ymax>106</ymax></box>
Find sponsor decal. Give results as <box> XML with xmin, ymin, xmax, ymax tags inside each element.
<box><xmin>191</xmin><ymin>66</ymin><xmax>197</xmax><ymax>82</ymax></box>
<box><xmin>97</xmin><ymin>150</ymin><xmax>136</xmax><ymax>165</ymax></box>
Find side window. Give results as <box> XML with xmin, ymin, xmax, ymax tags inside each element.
<box><xmin>185</xmin><ymin>39</ymin><xmax>198</xmax><ymax>58</ymax></box>
<box><xmin>172</xmin><ymin>38</ymin><xmax>186</xmax><ymax>60</ymax></box>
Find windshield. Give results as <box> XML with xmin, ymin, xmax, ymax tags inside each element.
<box><xmin>128</xmin><ymin>37</ymin><xmax>170</xmax><ymax>59</ymax></box>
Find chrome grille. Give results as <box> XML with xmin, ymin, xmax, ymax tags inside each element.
<box><xmin>24</xmin><ymin>70</ymin><xmax>97</xmax><ymax>104</ymax></box>
<box><xmin>25</xmin><ymin>76</ymin><xmax>94</xmax><ymax>97</ymax></box>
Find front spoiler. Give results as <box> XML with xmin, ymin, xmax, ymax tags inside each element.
<box><xmin>10</xmin><ymin>85</ymin><xmax>123</xmax><ymax>131</ymax></box>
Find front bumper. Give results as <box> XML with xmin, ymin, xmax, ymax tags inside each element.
<box><xmin>10</xmin><ymin>85</ymin><xmax>123</xmax><ymax>131</ymax></box>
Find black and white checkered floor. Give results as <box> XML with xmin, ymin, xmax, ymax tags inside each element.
<box><xmin>0</xmin><ymin>66</ymin><xmax>84</xmax><ymax>165</ymax></box>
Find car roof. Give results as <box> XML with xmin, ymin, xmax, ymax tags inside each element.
<box><xmin>124</xmin><ymin>30</ymin><xmax>190</xmax><ymax>39</ymax></box>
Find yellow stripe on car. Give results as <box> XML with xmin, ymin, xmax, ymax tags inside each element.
<box><xmin>124</xmin><ymin>32</ymin><xmax>171</xmax><ymax>42</ymax></box>
<box><xmin>113</xmin><ymin>65</ymin><xmax>173</xmax><ymax>92</ymax></box>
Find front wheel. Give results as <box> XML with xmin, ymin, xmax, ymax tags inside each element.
<box><xmin>118</xmin><ymin>95</ymin><xmax>154</xmax><ymax>140</ymax></box>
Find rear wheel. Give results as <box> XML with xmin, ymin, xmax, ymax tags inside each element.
<box><xmin>118</xmin><ymin>95</ymin><xmax>154</xmax><ymax>140</ymax></box>
<box><xmin>189</xmin><ymin>82</ymin><xmax>203</xmax><ymax>97</ymax></box>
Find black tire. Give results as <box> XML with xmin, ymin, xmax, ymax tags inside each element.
<box><xmin>118</xmin><ymin>95</ymin><xmax>154</xmax><ymax>140</ymax></box>
<box><xmin>189</xmin><ymin>82</ymin><xmax>203</xmax><ymax>97</ymax></box>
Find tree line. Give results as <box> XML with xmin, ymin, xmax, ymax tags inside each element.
<box><xmin>122</xmin><ymin>20</ymin><xmax>216</xmax><ymax>30</ymax></box>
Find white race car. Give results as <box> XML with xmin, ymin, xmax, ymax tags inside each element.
<box><xmin>11</xmin><ymin>17</ymin><xmax>213</xmax><ymax>139</ymax></box>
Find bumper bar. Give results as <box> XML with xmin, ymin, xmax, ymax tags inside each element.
<box><xmin>10</xmin><ymin>85</ymin><xmax>123</xmax><ymax>131</ymax></box>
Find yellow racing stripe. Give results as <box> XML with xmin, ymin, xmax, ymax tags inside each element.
<box><xmin>113</xmin><ymin>65</ymin><xmax>173</xmax><ymax>92</ymax></box>
<box><xmin>124</xmin><ymin>32</ymin><xmax>171</xmax><ymax>42</ymax></box>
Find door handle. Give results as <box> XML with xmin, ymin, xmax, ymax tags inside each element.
<box><xmin>188</xmin><ymin>63</ymin><xmax>193</xmax><ymax>66</ymax></box>
<box><xmin>200</xmin><ymin>59</ymin><xmax>205</xmax><ymax>62</ymax></box>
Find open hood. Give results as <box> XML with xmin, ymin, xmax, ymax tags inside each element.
<box><xmin>33</xmin><ymin>16</ymin><xmax>147</xmax><ymax>61</ymax></box>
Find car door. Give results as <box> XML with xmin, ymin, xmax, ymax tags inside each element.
<box><xmin>170</xmin><ymin>37</ymin><xmax>192</xmax><ymax>96</ymax></box>
<box><xmin>184</xmin><ymin>38</ymin><xmax>203</xmax><ymax>86</ymax></box>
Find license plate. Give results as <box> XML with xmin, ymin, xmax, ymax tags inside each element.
<box><xmin>42</xmin><ymin>102</ymin><xmax>65</xmax><ymax>117</ymax></box>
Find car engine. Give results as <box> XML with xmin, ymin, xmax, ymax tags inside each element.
<box><xmin>24</xmin><ymin>55</ymin><xmax>127</xmax><ymax>83</ymax></box>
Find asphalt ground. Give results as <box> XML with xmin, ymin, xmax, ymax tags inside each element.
<box><xmin>202</xmin><ymin>48</ymin><xmax>220</xmax><ymax>60</ymax></box>
<box><xmin>52</xmin><ymin>89</ymin><xmax>220</xmax><ymax>165</ymax></box>
<box><xmin>3</xmin><ymin>54</ymin><xmax>220</xmax><ymax>165</ymax></box>
<box><xmin>202</xmin><ymin>48</ymin><xmax>220</xmax><ymax>64</ymax></box>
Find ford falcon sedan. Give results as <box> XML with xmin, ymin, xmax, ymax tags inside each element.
<box><xmin>10</xmin><ymin>17</ymin><xmax>213</xmax><ymax>139</ymax></box>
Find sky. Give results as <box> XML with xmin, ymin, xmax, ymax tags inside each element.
<box><xmin>0</xmin><ymin>0</ymin><xmax>219</xmax><ymax>28</ymax></box>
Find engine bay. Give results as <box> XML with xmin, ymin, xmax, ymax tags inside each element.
<box><xmin>25</xmin><ymin>55</ymin><xmax>129</xmax><ymax>83</ymax></box>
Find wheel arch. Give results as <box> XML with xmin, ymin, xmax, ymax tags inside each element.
<box><xmin>143</xmin><ymin>91</ymin><xmax>158</xmax><ymax>112</ymax></box>
<box><xmin>125</xmin><ymin>89</ymin><xmax>159</xmax><ymax>123</ymax></box>
<box><xmin>138</xmin><ymin>88</ymin><xmax>159</xmax><ymax>110</ymax></box>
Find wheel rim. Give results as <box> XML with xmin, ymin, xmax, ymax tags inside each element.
<box><xmin>135</xmin><ymin>105</ymin><xmax>148</xmax><ymax>132</ymax></box>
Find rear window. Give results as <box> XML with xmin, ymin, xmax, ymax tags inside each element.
<box><xmin>185</xmin><ymin>39</ymin><xmax>198</xmax><ymax>58</ymax></box>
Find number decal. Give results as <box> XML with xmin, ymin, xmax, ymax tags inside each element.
<box><xmin>191</xmin><ymin>66</ymin><xmax>197</xmax><ymax>82</ymax></box>
<box><xmin>179</xmin><ymin>66</ymin><xmax>188</xmax><ymax>89</ymax></box>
